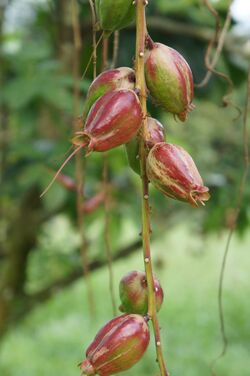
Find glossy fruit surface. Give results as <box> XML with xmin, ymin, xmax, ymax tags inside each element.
<box><xmin>145</xmin><ymin>41</ymin><xmax>194</xmax><ymax>121</ymax></box>
<box><xmin>147</xmin><ymin>142</ymin><xmax>210</xmax><ymax>207</ymax></box>
<box><xmin>83</xmin><ymin>68</ymin><xmax>135</xmax><ymax>120</ymax></box>
<box><xmin>79</xmin><ymin>314</ymin><xmax>150</xmax><ymax>375</ymax></box>
<box><xmin>96</xmin><ymin>0</ymin><xmax>135</xmax><ymax>34</ymax></box>
<box><xmin>74</xmin><ymin>89</ymin><xmax>143</xmax><ymax>155</ymax></box>
<box><xmin>119</xmin><ymin>270</ymin><xmax>164</xmax><ymax>314</ymax></box>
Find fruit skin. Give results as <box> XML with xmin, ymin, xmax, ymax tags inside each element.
<box><xmin>119</xmin><ymin>270</ymin><xmax>164</xmax><ymax>314</ymax></box>
<box><xmin>126</xmin><ymin>117</ymin><xmax>165</xmax><ymax>175</ymax></box>
<box><xmin>82</xmin><ymin>68</ymin><xmax>135</xmax><ymax>120</ymax></box>
<box><xmin>95</xmin><ymin>0</ymin><xmax>135</xmax><ymax>34</ymax></box>
<box><xmin>145</xmin><ymin>117</ymin><xmax>166</xmax><ymax>149</ymax></box>
<box><xmin>79</xmin><ymin>314</ymin><xmax>150</xmax><ymax>375</ymax></box>
<box><xmin>144</xmin><ymin>41</ymin><xmax>194</xmax><ymax>121</ymax></box>
<box><xmin>73</xmin><ymin>89</ymin><xmax>143</xmax><ymax>155</ymax></box>
<box><xmin>146</xmin><ymin>142</ymin><xmax>210</xmax><ymax>207</ymax></box>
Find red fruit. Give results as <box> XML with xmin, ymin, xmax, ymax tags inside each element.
<box><xmin>145</xmin><ymin>117</ymin><xmax>165</xmax><ymax>148</ymax></box>
<box><xmin>40</xmin><ymin>90</ymin><xmax>142</xmax><ymax>198</ymax></box>
<box><xmin>145</xmin><ymin>39</ymin><xmax>194</xmax><ymax>121</ymax></box>
<box><xmin>147</xmin><ymin>143</ymin><xmax>210</xmax><ymax>207</ymax></box>
<box><xmin>79</xmin><ymin>314</ymin><xmax>150</xmax><ymax>375</ymax></box>
<box><xmin>73</xmin><ymin>89</ymin><xmax>143</xmax><ymax>155</ymax></box>
<box><xmin>119</xmin><ymin>270</ymin><xmax>164</xmax><ymax>314</ymax></box>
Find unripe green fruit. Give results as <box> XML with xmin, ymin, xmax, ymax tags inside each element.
<box><xmin>125</xmin><ymin>117</ymin><xmax>165</xmax><ymax>175</ymax></box>
<box><xmin>119</xmin><ymin>270</ymin><xmax>164</xmax><ymax>314</ymax></box>
<box><xmin>95</xmin><ymin>0</ymin><xmax>135</xmax><ymax>35</ymax></box>
<box><xmin>145</xmin><ymin>39</ymin><xmax>194</xmax><ymax>121</ymax></box>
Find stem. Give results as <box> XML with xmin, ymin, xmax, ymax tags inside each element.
<box><xmin>71</xmin><ymin>0</ymin><xmax>95</xmax><ymax>316</ymax></box>
<box><xmin>101</xmin><ymin>36</ymin><xmax>109</xmax><ymax>71</ymax></box>
<box><xmin>135</xmin><ymin>1</ymin><xmax>169</xmax><ymax>375</ymax></box>
<box><xmin>101</xmin><ymin>35</ymin><xmax>117</xmax><ymax>316</ymax></box>
<box><xmin>88</xmin><ymin>0</ymin><xmax>97</xmax><ymax>78</ymax></box>
<box><xmin>111</xmin><ymin>31</ymin><xmax>120</xmax><ymax>68</ymax></box>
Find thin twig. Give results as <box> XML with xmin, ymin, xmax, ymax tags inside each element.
<box><xmin>196</xmin><ymin>2</ymin><xmax>231</xmax><ymax>88</ymax></box>
<box><xmin>111</xmin><ymin>30</ymin><xmax>120</xmax><ymax>68</ymax></box>
<box><xmin>211</xmin><ymin>66</ymin><xmax>250</xmax><ymax>376</ymax></box>
<box><xmin>103</xmin><ymin>154</ymin><xmax>117</xmax><ymax>316</ymax></box>
<box><xmin>81</xmin><ymin>32</ymin><xmax>104</xmax><ymax>80</ymax></box>
<box><xmin>100</xmin><ymin>33</ymin><xmax>117</xmax><ymax>316</ymax></box>
<box><xmin>88</xmin><ymin>0</ymin><xmax>97</xmax><ymax>78</ymax></box>
<box><xmin>197</xmin><ymin>0</ymin><xmax>241</xmax><ymax>118</ymax></box>
<box><xmin>101</xmin><ymin>36</ymin><xmax>109</xmax><ymax>71</ymax></box>
<box><xmin>71</xmin><ymin>0</ymin><xmax>95</xmax><ymax>316</ymax></box>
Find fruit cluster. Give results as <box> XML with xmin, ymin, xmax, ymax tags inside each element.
<box><xmin>74</xmin><ymin>53</ymin><xmax>209</xmax><ymax>207</ymax></box>
<box><xmin>78</xmin><ymin>1</ymin><xmax>210</xmax><ymax>375</ymax></box>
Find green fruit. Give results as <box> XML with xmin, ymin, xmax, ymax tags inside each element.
<box><xmin>96</xmin><ymin>0</ymin><xmax>135</xmax><ymax>34</ymax></box>
<box><xmin>125</xmin><ymin>117</ymin><xmax>166</xmax><ymax>175</ymax></box>
<box><xmin>119</xmin><ymin>271</ymin><xmax>164</xmax><ymax>314</ymax></box>
<box><xmin>125</xmin><ymin>135</ymin><xmax>141</xmax><ymax>175</ymax></box>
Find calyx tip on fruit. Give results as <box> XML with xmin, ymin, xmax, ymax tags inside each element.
<box><xmin>146</xmin><ymin>142</ymin><xmax>210</xmax><ymax>207</ymax></box>
<box><xmin>144</xmin><ymin>40</ymin><xmax>194</xmax><ymax>121</ymax></box>
<box><xmin>79</xmin><ymin>314</ymin><xmax>150</xmax><ymax>375</ymax></box>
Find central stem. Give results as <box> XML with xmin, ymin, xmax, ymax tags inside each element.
<box><xmin>135</xmin><ymin>1</ymin><xmax>169</xmax><ymax>375</ymax></box>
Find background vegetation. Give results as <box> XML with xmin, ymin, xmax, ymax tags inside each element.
<box><xmin>0</xmin><ymin>0</ymin><xmax>249</xmax><ymax>375</ymax></box>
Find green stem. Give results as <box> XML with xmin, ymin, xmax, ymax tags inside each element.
<box><xmin>135</xmin><ymin>1</ymin><xmax>169</xmax><ymax>375</ymax></box>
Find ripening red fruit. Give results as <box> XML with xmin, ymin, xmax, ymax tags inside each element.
<box><xmin>82</xmin><ymin>68</ymin><xmax>135</xmax><ymax>120</ymax></box>
<box><xmin>147</xmin><ymin>142</ymin><xmax>210</xmax><ymax>207</ymax></box>
<box><xmin>73</xmin><ymin>89</ymin><xmax>143</xmax><ymax>155</ymax></box>
<box><xmin>40</xmin><ymin>89</ymin><xmax>143</xmax><ymax>198</ymax></box>
<box><xmin>126</xmin><ymin>117</ymin><xmax>166</xmax><ymax>175</ymax></box>
<box><xmin>119</xmin><ymin>270</ymin><xmax>164</xmax><ymax>314</ymax></box>
<box><xmin>144</xmin><ymin>39</ymin><xmax>194</xmax><ymax>121</ymax></box>
<box><xmin>79</xmin><ymin>314</ymin><xmax>150</xmax><ymax>375</ymax></box>
<box><xmin>145</xmin><ymin>117</ymin><xmax>165</xmax><ymax>148</ymax></box>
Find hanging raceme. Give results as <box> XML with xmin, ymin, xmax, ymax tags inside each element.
<box><xmin>41</xmin><ymin>1</ymin><xmax>211</xmax><ymax>374</ymax></box>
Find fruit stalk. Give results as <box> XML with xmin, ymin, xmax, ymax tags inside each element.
<box><xmin>135</xmin><ymin>1</ymin><xmax>169</xmax><ymax>375</ymax></box>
